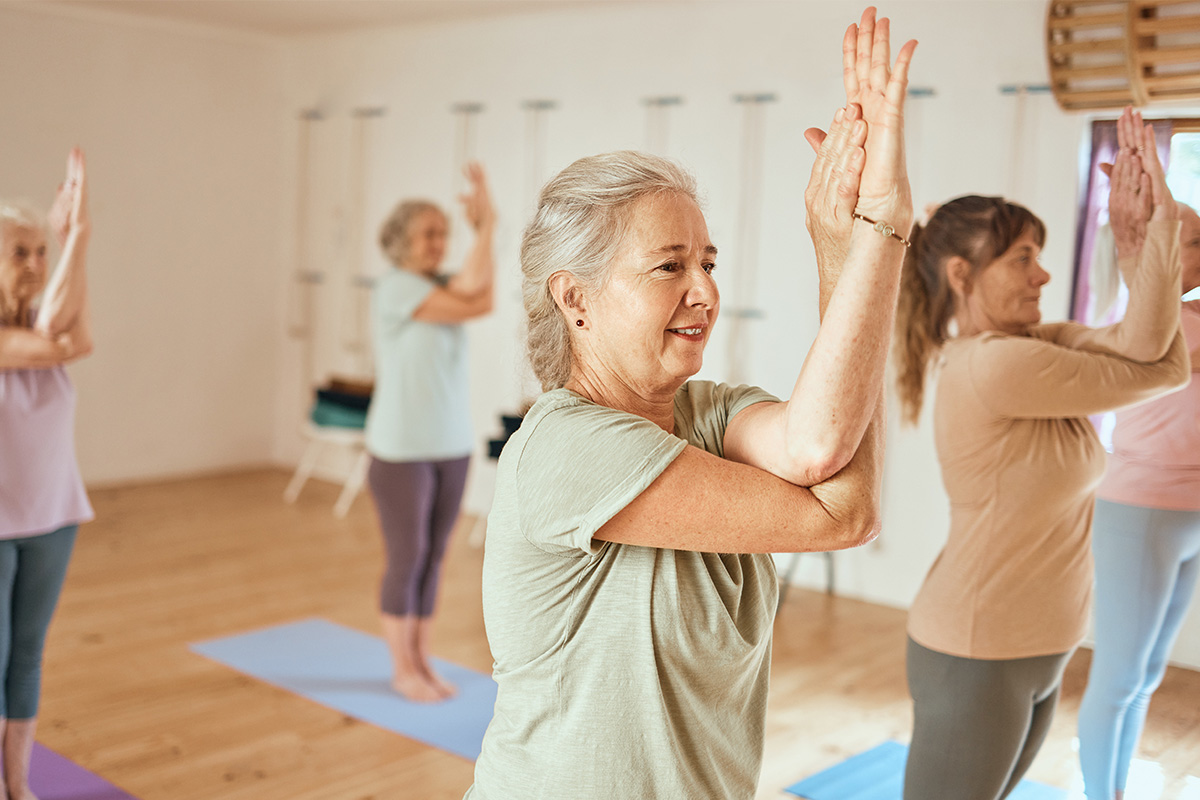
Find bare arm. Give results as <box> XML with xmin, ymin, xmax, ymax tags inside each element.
<box><xmin>0</xmin><ymin>321</ymin><xmax>91</xmax><ymax>369</ymax></box>
<box><xmin>442</xmin><ymin>162</ymin><xmax>495</xmax><ymax>300</ymax></box>
<box><xmin>595</xmin><ymin>394</ymin><xmax>885</xmax><ymax>554</ymax></box>
<box><xmin>35</xmin><ymin>148</ymin><xmax>91</xmax><ymax>339</ymax></box>
<box><xmin>411</xmin><ymin>285</ymin><xmax>493</xmax><ymax>324</ymax></box>
<box><xmin>723</xmin><ymin>11</ymin><xmax>916</xmax><ymax>486</ymax></box>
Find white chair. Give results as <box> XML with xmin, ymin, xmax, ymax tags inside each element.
<box><xmin>283</xmin><ymin>422</ymin><xmax>371</xmax><ymax>518</ymax></box>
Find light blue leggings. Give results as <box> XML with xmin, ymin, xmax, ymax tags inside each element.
<box><xmin>0</xmin><ymin>525</ymin><xmax>77</xmax><ymax>720</ymax></box>
<box><xmin>1078</xmin><ymin>500</ymin><xmax>1200</xmax><ymax>799</ymax></box>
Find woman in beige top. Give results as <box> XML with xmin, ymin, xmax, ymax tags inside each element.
<box><xmin>893</xmin><ymin>107</ymin><xmax>1190</xmax><ymax>800</ymax></box>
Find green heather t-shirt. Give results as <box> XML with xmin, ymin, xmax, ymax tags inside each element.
<box><xmin>364</xmin><ymin>267</ymin><xmax>473</xmax><ymax>461</ymax></box>
<box><xmin>466</xmin><ymin>380</ymin><xmax>780</xmax><ymax>800</ymax></box>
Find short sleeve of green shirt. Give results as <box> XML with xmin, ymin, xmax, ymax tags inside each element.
<box><xmin>513</xmin><ymin>396</ymin><xmax>687</xmax><ymax>557</ymax></box>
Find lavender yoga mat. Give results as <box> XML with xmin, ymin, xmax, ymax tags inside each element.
<box><xmin>30</xmin><ymin>744</ymin><xmax>138</xmax><ymax>800</ymax></box>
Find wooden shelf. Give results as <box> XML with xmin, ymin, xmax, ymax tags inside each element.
<box><xmin>1048</xmin><ymin>0</ymin><xmax>1200</xmax><ymax>109</ymax></box>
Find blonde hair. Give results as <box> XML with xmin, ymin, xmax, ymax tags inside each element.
<box><xmin>378</xmin><ymin>200</ymin><xmax>444</xmax><ymax>268</ymax></box>
<box><xmin>520</xmin><ymin>150</ymin><xmax>699</xmax><ymax>391</ymax></box>
<box><xmin>894</xmin><ymin>195</ymin><xmax>1046</xmax><ymax>425</ymax></box>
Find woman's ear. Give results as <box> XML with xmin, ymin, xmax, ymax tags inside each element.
<box><xmin>944</xmin><ymin>256</ymin><xmax>973</xmax><ymax>301</ymax></box>
<box><xmin>549</xmin><ymin>271</ymin><xmax>585</xmax><ymax>318</ymax></box>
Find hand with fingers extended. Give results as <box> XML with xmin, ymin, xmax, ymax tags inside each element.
<box><xmin>47</xmin><ymin>148</ymin><xmax>89</xmax><ymax>247</ymax></box>
<box><xmin>804</xmin><ymin>103</ymin><xmax>868</xmax><ymax>278</ymax></box>
<box><xmin>458</xmin><ymin>161</ymin><xmax>495</xmax><ymax>233</ymax></box>
<box><xmin>839</xmin><ymin>6</ymin><xmax>917</xmax><ymax>235</ymax></box>
<box><xmin>1102</xmin><ymin>106</ymin><xmax>1178</xmax><ymax>257</ymax></box>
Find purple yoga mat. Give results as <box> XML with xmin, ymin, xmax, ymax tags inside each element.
<box><xmin>30</xmin><ymin>744</ymin><xmax>138</xmax><ymax>800</ymax></box>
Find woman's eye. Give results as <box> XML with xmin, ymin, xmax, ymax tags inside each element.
<box><xmin>703</xmin><ymin>262</ymin><xmax>717</xmax><ymax>274</ymax></box>
<box><xmin>658</xmin><ymin>261</ymin><xmax>679</xmax><ymax>272</ymax></box>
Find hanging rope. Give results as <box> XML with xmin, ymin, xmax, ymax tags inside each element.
<box><xmin>452</xmin><ymin>102</ymin><xmax>484</xmax><ymax>194</ymax></box>
<box><xmin>523</xmin><ymin>99</ymin><xmax>557</xmax><ymax>211</ymax></box>
<box><xmin>1000</xmin><ymin>84</ymin><xmax>1051</xmax><ymax>199</ymax></box>
<box><xmin>341</xmin><ymin>107</ymin><xmax>386</xmax><ymax>377</ymax></box>
<box><xmin>288</xmin><ymin>109</ymin><xmax>325</xmax><ymax>395</ymax></box>
<box><xmin>643</xmin><ymin>96</ymin><xmax>684</xmax><ymax>154</ymax></box>
<box><xmin>726</xmin><ymin>93</ymin><xmax>775</xmax><ymax>385</ymax></box>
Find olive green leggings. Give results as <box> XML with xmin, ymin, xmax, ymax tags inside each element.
<box><xmin>904</xmin><ymin>637</ymin><xmax>1072</xmax><ymax>800</ymax></box>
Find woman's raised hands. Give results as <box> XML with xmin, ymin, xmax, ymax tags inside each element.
<box><xmin>1105</xmin><ymin>106</ymin><xmax>1178</xmax><ymax>257</ymax></box>
<box><xmin>458</xmin><ymin>161</ymin><xmax>495</xmax><ymax>232</ymax></box>
<box><xmin>840</xmin><ymin>7</ymin><xmax>916</xmax><ymax>231</ymax></box>
<box><xmin>804</xmin><ymin>104</ymin><xmax>868</xmax><ymax>276</ymax></box>
<box><xmin>47</xmin><ymin>148</ymin><xmax>89</xmax><ymax>247</ymax></box>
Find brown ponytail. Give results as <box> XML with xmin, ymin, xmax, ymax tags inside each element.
<box><xmin>892</xmin><ymin>196</ymin><xmax>1047</xmax><ymax>425</ymax></box>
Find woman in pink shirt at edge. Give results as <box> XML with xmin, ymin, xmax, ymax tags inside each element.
<box><xmin>0</xmin><ymin>148</ymin><xmax>93</xmax><ymax>800</ymax></box>
<box><xmin>1077</xmin><ymin>200</ymin><xmax>1200</xmax><ymax>800</ymax></box>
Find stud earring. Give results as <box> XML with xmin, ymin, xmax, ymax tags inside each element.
<box><xmin>575</xmin><ymin>319</ymin><xmax>584</xmax><ymax>327</ymax></box>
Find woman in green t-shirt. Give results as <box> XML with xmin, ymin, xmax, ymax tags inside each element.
<box><xmin>467</xmin><ymin>9</ymin><xmax>917</xmax><ymax>799</ymax></box>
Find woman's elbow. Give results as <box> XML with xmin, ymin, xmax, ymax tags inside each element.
<box><xmin>835</xmin><ymin>506</ymin><xmax>881</xmax><ymax>550</ymax></box>
<box><xmin>784</xmin><ymin>439</ymin><xmax>855</xmax><ymax>487</ymax></box>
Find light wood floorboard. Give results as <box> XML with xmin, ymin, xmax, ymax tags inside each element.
<box><xmin>36</xmin><ymin>468</ymin><xmax>1200</xmax><ymax>799</ymax></box>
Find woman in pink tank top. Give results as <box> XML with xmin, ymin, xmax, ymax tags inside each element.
<box><xmin>0</xmin><ymin>148</ymin><xmax>94</xmax><ymax>800</ymax></box>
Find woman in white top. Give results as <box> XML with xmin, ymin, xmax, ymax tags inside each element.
<box><xmin>364</xmin><ymin>163</ymin><xmax>494</xmax><ymax>702</ymax></box>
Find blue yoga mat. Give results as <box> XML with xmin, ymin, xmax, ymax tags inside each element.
<box><xmin>191</xmin><ymin>618</ymin><xmax>497</xmax><ymax>760</ymax></box>
<box><xmin>786</xmin><ymin>740</ymin><xmax>1066</xmax><ymax>800</ymax></box>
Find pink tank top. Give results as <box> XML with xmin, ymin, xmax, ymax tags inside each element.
<box><xmin>1097</xmin><ymin>300</ymin><xmax>1200</xmax><ymax>511</ymax></box>
<box><xmin>0</xmin><ymin>356</ymin><xmax>93</xmax><ymax>538</ymax></box>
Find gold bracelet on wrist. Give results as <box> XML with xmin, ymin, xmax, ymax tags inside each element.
<box><xmin>852</xmin><ymin>212</ymin><xmax>911</xmax><ymax>247</ymax></box>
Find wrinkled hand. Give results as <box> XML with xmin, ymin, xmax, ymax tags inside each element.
<box><xmin>47</xmin><ymin>147</ymin><xmax>89</xmax><ymax>246</ymax></box>
<box><xmin>458</xmin><ymin>161</ymin><xmax>495</xmax><ymax>232</ymax></box>
<box><xmin>1102</xmin><ymin>107</ymin><xmax>1177</xmax><ymax>257</ymax></box>
<box><xmin>804</xmin><ymin>104</ymin><xmax>867</xmax><ymax>277</ymax></box>
<box><xmin>841</xmin><ymin>7</ymin><xmax>916</xmax><ymax>231</ymax></box>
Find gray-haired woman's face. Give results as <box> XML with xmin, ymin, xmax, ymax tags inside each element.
<box><xmin>579</xmin><ymin>192</ymin><xmax>719</xmax><ymax>392</ymax></box>
<box><xmin>0</xmin><ymin>222</ymin><xmax>47</xmax><ymax>305</ymax></box>
<box><xmin>404</xmin><ymin>209</ymin><xmax>448</xmax><ymax>276</ymax></box>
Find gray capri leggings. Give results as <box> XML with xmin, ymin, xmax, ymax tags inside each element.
<box><xmin>904</xmin><ymin>636</ymin><xmax>1072</xmax><ymax>800</ymax></box>
<box><xmin>367</xmin><ymin>455</ymin><xmax>470</xmax><ymax>618</ymax></box>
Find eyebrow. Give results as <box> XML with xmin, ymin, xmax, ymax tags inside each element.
<box><xmin>646</xmin><ymin>244</ymin><xmax>718</xmax><ymax>257</ymax></box>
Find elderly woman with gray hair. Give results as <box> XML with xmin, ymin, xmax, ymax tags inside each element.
<box><xmin>0</xmin><ymin>147</ymin><xmax>92</xmax><ymax>800</ymax></box>
<box><xmin>465</xmin><ymin>9</ymin><xmax>916</xmax><ymax>799</ymax></box>
<box><xmin>365</xmin><ymin>162</ymin><xmax>494</xmax><ymax>703</ymax></box>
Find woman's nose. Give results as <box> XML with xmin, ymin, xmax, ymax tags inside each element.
<box><xmin>687</xmin><ymin>270</ymin><xmax>718</xmax><ymax>308</ymax></box>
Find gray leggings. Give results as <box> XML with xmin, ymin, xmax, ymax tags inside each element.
<box><xmin>904</xmin><ymin>637</ymin><xmax>1072</xmax><ymax>800</ymax></box>
<box><xmin>368</xmin><ymin>455</ymin><xmax>469</xmax><ymax>618</ymax></box>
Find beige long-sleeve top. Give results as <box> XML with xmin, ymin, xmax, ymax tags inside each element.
<box><xmin>908</xmin><ymin>220</ymin><xmax>1190</xmax><ymax>660</ymax></box>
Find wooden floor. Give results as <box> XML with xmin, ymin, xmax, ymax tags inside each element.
<box><xmin>39</xmin><ymin>468</ymin><xmax>1200</xmax><ymax>799</ymax></box>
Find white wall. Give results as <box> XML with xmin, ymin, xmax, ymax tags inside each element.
<box><xmin>0</xmin><ymin>4</ymin><xmax>288</xmax><ymax>484</ymax></box>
